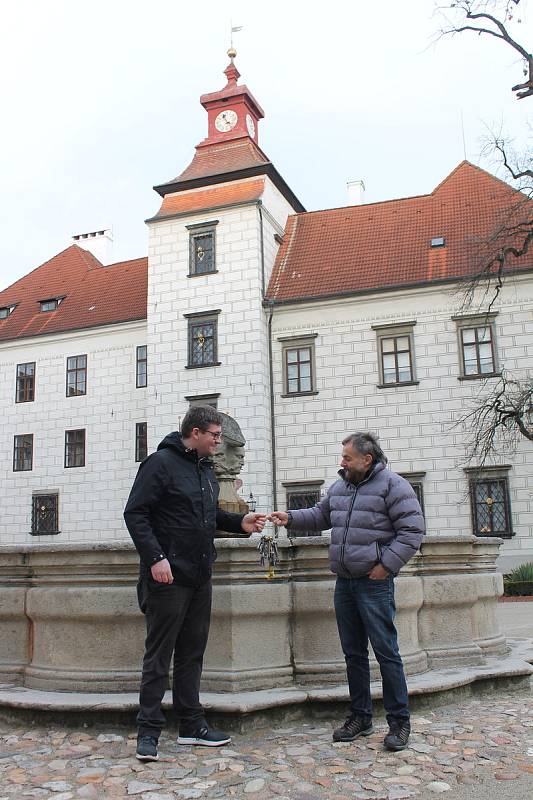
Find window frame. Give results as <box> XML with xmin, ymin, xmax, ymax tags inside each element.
<box><xmin>279</xmin><ymin>334</ymin><xmax>318</xmax><ymax>398</ymax></box>
<box><xmin>283</xmin><ymin>480</ymin><xmax>324</xmax><ymax>537</ymax></box>
<box><xmin>185</xmin><ymin>310</ymin><xmax>221</xmax><ymax>369</ymax></box>
<box><xmin>15</xmin><ymin>361</ymin><xmax>36</xmax><ymax>403</ymax></box>
<box><xmin>64</xmin><ymin>428</ymin><xmax>86</xmax><ymax>468</ymax></box>
<box><xmin>136</xmin><ymin>345</ymin><xmax>147</xmax><ymax>388</ymax></box>
<box><xmin>135</xmin><ymin>422</ymin><xmax>147</xmax><ymax>462</ymax></box>
<box><xmin>66</xmin><ymin>354</ymin><xmax>87</xmax><ymax>397</ymax></box>
<box><xmin>372</xmin><ymin>321</ymin><xmax>418</xmax><ymax>388</ymax></box>
<box><xmin>31</xmin><ymin>493</ymin><xmax>60</xmax><ymax>536</ymax></box>
<box><xmin>39</xmin><ymin>296</ymin><xmax>64</xmax><ymax>312</ymax></box>
<box><xmin>185</xmin><ymin>393</ymin><xmax>220</xmax><ymax>409</ymax></box>
<box><xmin>453</xmin><ymin>313</ymin><xmax>499</xmax><ymax>380</ymax></box>
<box><xmin>0</xmin><ymin>304</ymin><xmax>16</xmax><ymax>319</ymax></box>
<box><xmin>398</xmin><ymin>471</ymin><xmax>426</xmax><ymax>517</ymax></box>
<box><xmin>13</xmin><ymin>433</ymin><xmax>33</xmax><ymax>472</ymax></box>
<box><xmin>187</xmin><ymin>220</ymin><xmax>219</xmax><ymax>277</ymax></box>
<box><xmin>465</xmin><ymin>466</ymin><xmax>513</xmax><ymax>539</ymax></box>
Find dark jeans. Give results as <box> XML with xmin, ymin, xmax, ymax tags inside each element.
<box><xmin>136</xmin><ymin>577</ymin><xmax>212</xmax><ymax>739</ymax></box>
<box><xmin>334</xmin><ymin>575</ymin><xmax>409</xmax><ymax>726</ymax></box>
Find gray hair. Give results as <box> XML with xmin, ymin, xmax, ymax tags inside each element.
<box><xmin>181</xmin><ymin>406</ymin><xmax>223</xmax><ymax>438</ymax></box>
<box><xmin>341</xmin><ymin>432</ymin><xmax>387</xmax><ymax>464</ymax></box>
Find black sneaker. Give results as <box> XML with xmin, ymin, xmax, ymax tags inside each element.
<box><xmin>384</xmin><ymin>720</ymin><xmax>411</xmax><ymax>751</ymax></box>
<box><xmin>136</xmin><ymin>734</ymin><xmax>159</xmax><ymax>761</ymax></box>
<box><xmin>332</xmin><ymin>714</ymin><xmax>373</xmax><ymax>742</ymax></box>
<box><xmin>177</xmin><ymin>722</ymin><xmax>231</xmax><ymax>747</ymax></box>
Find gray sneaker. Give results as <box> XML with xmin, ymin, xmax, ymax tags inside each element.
<box><xmin>177</xmin><ymin>723</ymin><xmax>231</xmax><ymax>747</ymax></box>
<box><xmin>333</xmin><ymin>714</ymin><xmax>374</xmax><ymax>742</ymax></box>
<box><xmin>136</xmin><ymin>734</ymin><xmax>158</xmax><ymax>761</ymax></box>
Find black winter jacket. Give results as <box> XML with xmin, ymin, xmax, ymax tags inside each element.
<box><xmin>123</xmin><ymin>432</ymin><xmax>245</xmax><ymax>586</ymax></box>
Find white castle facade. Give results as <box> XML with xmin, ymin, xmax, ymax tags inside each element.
<box><xmin>1</xmin><ymin>56</ymin><xmax>532</xmax><ymax>570</ymax></box>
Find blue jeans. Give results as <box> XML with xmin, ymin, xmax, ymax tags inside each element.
<box><xmin>334</xmin><ymin>575</ymin><xmax>409</xmax><ymax>726</ymax></box>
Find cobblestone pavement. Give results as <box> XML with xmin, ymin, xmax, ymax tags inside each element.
<box><xmin>0</xmin><ymin>688</ymin><xmax>532</xmax><ymax>800</ymax></box>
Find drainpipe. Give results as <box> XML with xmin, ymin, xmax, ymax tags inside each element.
<box><xmin>258</xmin><ymin>201</ymin><xmax>277</xmax><ymax>510</ymax></box>
<box><xmin>267</xmin><ymin>304</ymin><xmax>277</xmax><ymax>511</ymax></box>
<box><xmin>258</xmin><ymin>202</ymin><xmax>265</xmax><ymax>298</ymax></box>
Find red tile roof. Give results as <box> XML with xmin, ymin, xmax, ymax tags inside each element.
<box><xmin>267</xmin><ymin>161</ymin><xmax>533</xmax><ymax>303</ymax></box>
<box><xmin>169</xmin><ymin>138</ymin><xmax>270</xmax><ymax>184</ymax></box>
<box><xmin>0</xmin><ymin>246</ymin><xmax>147</xmax><ymax>343</ymax></box>
<box><xmin>154</xmin><ymin>178</ymin><xmax>265</xmax><ymax>219</ymax></box>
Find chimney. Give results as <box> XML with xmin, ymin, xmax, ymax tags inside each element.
<box><xmin>347</xmin><ymin>179</ymin><xmax>365</xmax><ymax>206</ymax></box>
<box><xmin>72</xmin><ymin>229</ymin><xmax>113</xmax><ymax>265</ymax></box>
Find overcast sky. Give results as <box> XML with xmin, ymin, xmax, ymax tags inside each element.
<box><xmin>1</xmin><ymin>0</ymin><xmax>530</xmax><ymax>290</ymax></box>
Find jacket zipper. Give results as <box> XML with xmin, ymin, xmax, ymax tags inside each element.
<box><xmin>340</xmin><ymin>472</ymin><xmax>374</xmax><ymax>575</ymax></box>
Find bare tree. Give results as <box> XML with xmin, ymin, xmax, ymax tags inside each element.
<box><xmin>437</xmin><ymin>0</ymin><xmax>533</xmax><ymax>99</ymax></box>
<box><xmin>456</xmin><ymin>371</ymin><xmax>533</xmax><ymax>466</ymax></box>
<box><xmin>437</xmin><ymin>1</ymin><xmax>533</xmax><ymax>462</ymax></box>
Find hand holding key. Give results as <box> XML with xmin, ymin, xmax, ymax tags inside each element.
<box><xmin>268</xmin><ymin>511</ymin><xmax>289</xmax><ymax>526</ymax></box>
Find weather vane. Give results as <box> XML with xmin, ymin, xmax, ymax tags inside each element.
<box><xmin>228</xmin><ymin>22</ymin><xmax>243</xmax><ymax>58</ymax></box>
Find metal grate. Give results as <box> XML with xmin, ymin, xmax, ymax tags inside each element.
<box><xmin>31</xmin><ymin>494</ymin><xmax>59</xmax><ymax>535</ymax></box>
<box><xmin>190</xmin><ymin>320</ymin><xmax>216</xmax><ymax>366</ymax></box>
<box><xmin>472</xmin><ymin>478</ymin><xmax>511</xmax><ymax>536</ymax></box>
<box><xmin>191</xmin><ymin>232</ymin><xmax>215</xmax><ymax>275</ymax></box>
<box><xmin>287</xmin><ymin>489</ymin><xmax>321</xmax><ymax>536</ymax></box>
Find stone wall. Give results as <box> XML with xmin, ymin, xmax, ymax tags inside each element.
<box><xmin>0</xmin><ymin>535</ymin><xmax>505</xmax><ymax>693</ymax></box>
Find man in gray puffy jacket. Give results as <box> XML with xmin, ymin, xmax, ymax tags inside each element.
<box><xmin>270</xmin><ymin>432</ymin><xmax>424</xmax><ymax>751</ymax></box>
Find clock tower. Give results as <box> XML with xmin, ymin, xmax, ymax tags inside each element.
<box><xmin>199</xmin><ymin>48</ymin><xmax>263</xmax><ymax>146</ymax></box>
<box><xmin>146</xmin><ymin>53</ymin><xmax>304</xmax><ymax>515</ymax></box>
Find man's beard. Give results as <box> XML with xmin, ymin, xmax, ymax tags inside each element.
<box><xmin>345</xmin><ymin>467</ymin><xmax>366</xmax><ymax>484</ymax></box>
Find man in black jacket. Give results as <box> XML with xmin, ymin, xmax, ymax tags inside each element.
<box><xmin>124</xmin><ymin>406</ymin><xmax>266</xmax><ymax>761</ymax></box>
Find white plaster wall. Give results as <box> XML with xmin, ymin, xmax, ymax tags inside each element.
<box><xmin>271</xmin><ymin>276</ymin><xmax>533</xmax><ymax>568</ymax></box>
<box><xmin>0</xmin><ymin>321</ymin><xmax>147</xmax><ymax>545</ymax></box>
<box><xmin>145</xmin><ymin>176</ymin><xmax>296</xmax><ymax>514</ymax></box>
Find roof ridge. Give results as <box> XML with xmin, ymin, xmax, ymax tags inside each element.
<box><xmin>0</xmin><ymin>244</ymin><xmax>87</xmax><ymax>297</ymax></box>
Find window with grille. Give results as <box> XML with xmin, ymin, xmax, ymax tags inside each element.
<box><xmin>399</xmin><ymin>471</ymin><xmax>426</xmax><ymax>518</ymax></box>
<box><xmin>136</xmin><ymin>422</ymin><xmax>147</xmax><ymax>462</ymax></box>
<box><xmin>285</xmin><ymin>482</ymin><xmax>323</xmax><ymax>536</ymax></box>
<box><xmin>65</xmin><ymin>429</ymin><xmax>86</xmax><ymax>468</ymax></box>
<box><xmin>470</xmin><ymin>476</ymin><xmax>513</xmax><ymax>538</ymax></box>
<box><xmin>31</xmin><ymin>494</ymin><xmax>59</xmax><ymax>535</ymax></box>
<box><xmin>280</xmin><ymin>335</ymin><xmax>318</xmax><ymax>396</ymax></box>
<box><xmin>16</xmin><ymin>362</ymin><xmax>35</xmax><ymax>403</ymax></box>
<box><xmin>66</xmin><ymin>355</ymin><xmax>87</xmax><ymax>396</ymax></box>
<box><xmin>187</xmin><ymin>221</ymin><xmax>218</xmax><ymax>276</ymax></box>
<box><xmin>372</xmin><ymin>322</ymin><xmax>417</xmax><ymax>387</ymax></box>
<box><xmin>136</xmin><ymin>345</ymin><xmax>147</xmax><ymax>388</ymax></box>
<box><xmin>186</xmin><ymin>312</ymin><xmax>220</xmax><ymax>368</ymax></box>
<box><xmin>13</xmin><ymin>434</ymin><xmax>33</xmax><ymax>471</ymax></box>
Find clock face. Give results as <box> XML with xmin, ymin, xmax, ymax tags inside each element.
<box><xmin>246</xmin><ymin>114</ymin><xmax>256</xmax><ymax>138</ymax></box>
<box><xmin>215</xmin><ymin>109</ymin><xmax>238</xmax><ymax>132</ymax></box>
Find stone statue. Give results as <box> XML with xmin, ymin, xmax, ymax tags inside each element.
<box><xmin>213</xmin><ymin>414</ymin><xmax>245</xmax><ymax>481</ymax></box>
<box><xmin>213</xmin><ymin>412</ymin><xmax>250</xmax><ymax>535</ymax></box>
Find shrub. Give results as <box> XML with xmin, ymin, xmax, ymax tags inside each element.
<box><xmin>503</xmin><ymin>562</ymin><xmax>533</xmax><ymax>596</ymax></box>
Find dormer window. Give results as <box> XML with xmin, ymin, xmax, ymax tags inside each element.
<box><xmin>0</xmin><ymin>304</ymin><xmax>16</xmax><ymax>319</ymax></box>
<box><xmin>40</xmin><ymin>298</ymin><xmax>59</xmax><ymax>312</ymax></box>
<box><xmin>39</xmin><ymin>296</ymin><xmax>65</xmax><ymax>312</ymax></box>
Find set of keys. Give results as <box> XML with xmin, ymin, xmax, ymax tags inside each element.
<box><xmin>258</xmin><ymin>533</ymin><xmax>280</xmax><ymax>580</ymax></box>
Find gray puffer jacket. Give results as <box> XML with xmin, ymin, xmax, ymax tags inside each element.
<box><xmin>288</xmin><ymin>462</ymin><xmax>425</xmax><ymax>577</ymax></box>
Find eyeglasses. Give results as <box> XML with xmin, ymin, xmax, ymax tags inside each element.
<box><xmin>203</xmin><ymin>430</ymin><xmax>222</xmax><ymax>441</ymax></box>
